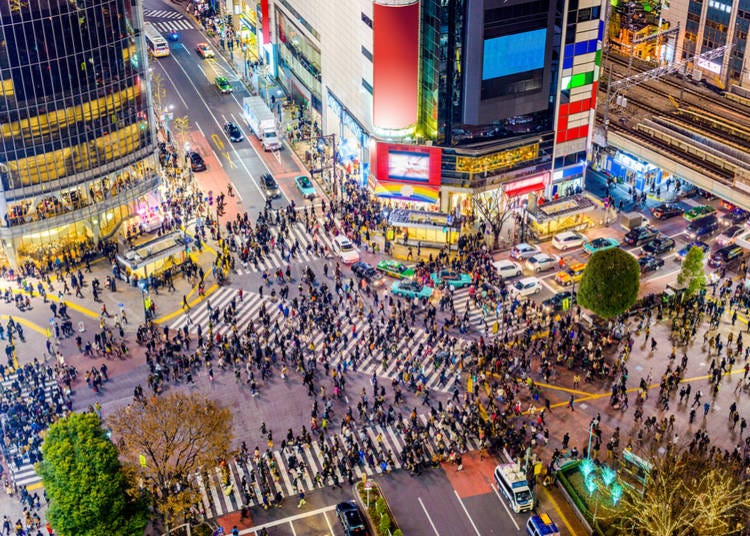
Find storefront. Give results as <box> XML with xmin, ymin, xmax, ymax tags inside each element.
<box><xmin>526</xmin><ymin>194</ymin><xmax>596</xmax><ymax>239</ymax></box>
<box><xmin>386</xmin><ymin>208</ymin><xmax>461</xmax><ymax>247</ymax></box>
<box><xmin>325</xmin><ymin>90</ymin><xmax>369</xmax><ymax>187</ymax></box>
<box><xmin>603</xmin><ymin>151</ymin><xmax>663</xmax><ymax>193</ymax></box>
<box><xmin>549</xmin><ymin>163</ymin><xmax>586</xmax><ymax>199</ymax></box>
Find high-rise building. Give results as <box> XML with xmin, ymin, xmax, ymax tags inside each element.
<box><xmin>0</xmin><ymin>0</ymin><xmax>160</xmax><ymax>269</ymax></box>
<box><xmin>240</xmin><ymin>0</ymin><xmax>606</xmax><ymax>219</ymax></box>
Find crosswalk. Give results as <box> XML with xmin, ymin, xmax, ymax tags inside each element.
<box><xmin>228</xmin><ymin>222</ymin><xmax>337</xmax><ymax>275</ymax></box>
<box><xmin>151</xmin><ymin>19</ymin><xmax>193</xmax><ymax>33</ymax></box>
<box><xmin>170</xmin><ymin>287</ymin><xmax>459</xmax><ymax>392</ymax></box>
<box><xmin>450</xmin><ymin>287</ymin><xmax>496</xmax><ymax>334</ymax></box>
<box><xmin>144</xmin><ymin>9</ymin><xmax>184</xmax><ymax>19</ymax></box>
<box><xmin>194</xmin><ymin>414</ymin><xmax>482</xmax><ymax>519</ymax></box>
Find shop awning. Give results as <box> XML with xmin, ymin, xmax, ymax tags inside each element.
<box><xmin>504</xmin><ymin>179</ymin><xmax>546</xmax><ymax>197</ymax></box>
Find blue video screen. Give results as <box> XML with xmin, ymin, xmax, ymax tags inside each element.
<box><xmin>482</xmin><ymin>28</ymin><xmax>547</xmax><ymax>80</ymax></box>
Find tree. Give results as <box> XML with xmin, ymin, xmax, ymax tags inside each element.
<box><xmin>577</xmin><ymin>247</ymin><xmax>640</xmax><ymax>318</ymax></box>
<box><xmin>37</xmin><ymin>412</ymin><xmax>148</xmax><ymax>536</ymax></box>
<box><xmin>614</xmin><ymin>448</ymin><xmax>749</xmax><ymax>535</ymax></box>
<box><xmin>676</xmin><ymin>246</ymin><xmax>707</xmax><ymax>296</ymax></box>
<box><xmin>108</xmin><ymin>392</ymin><xmax>233</xmax><ymax>528</ymax></box>
<box><xmin>472</xmin><ymin>188</ymin><xmax>515</xmax><ymax>250</ymax></box>
<box><xmin>171</xmin><ymin>115</ymin><xmax>191</xmax><ymax>153</ymax></box>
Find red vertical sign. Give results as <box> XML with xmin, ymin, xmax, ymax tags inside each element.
<box><xmin>260</xmin><ymin>0</ymin><xmax>271</xmax><ymax>43</ymax></box>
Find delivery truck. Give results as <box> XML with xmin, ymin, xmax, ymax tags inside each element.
<box><xmin>243</xmin><ymin>96</ymin><xmax>282</xmax><ymax>151</ymax></box>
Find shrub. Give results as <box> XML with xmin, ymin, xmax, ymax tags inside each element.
<box><xmin>375</xmin><ymin>497</ymin><xmax>386</xmax><ymax>515</ymax></box>
<box><xmin>379</xmin><ymin>514</ymin><xmax>391</xmax><ymax>534</ymax></box>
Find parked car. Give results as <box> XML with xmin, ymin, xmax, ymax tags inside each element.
<box><xmin>639</xmin><ymin>255</ymin><xmax>665</xmax><ymax>273</ymax></box>
<box><xmin>542</xmin><ymin>291</ymin><xmax>576</xmax><ymax>313</ymax></box>
<box><xmin>716</xmin><ymin>225</ymin><xmax>744</xmax><ymax>247</ymax></box>
<box><xmin>214</xmin><ymin>76</ymin><xmax>232</xmax><ymax>94</ymax></box>
<box><xmin>336</xmin><ymin>501</ymin><xmax>367</xmax><ymax>536</ymax></box>
<box><xmin>676</xmin><ymin>241</ymin><xmax>710</xmax><ymax>261</ymax></box>
<box><xmin>623</xmin><ymin>226</ymin><xmax>659</xmax><ymax>246</ymax></box>
<box><xmin>187</xmin><ymin>151</ymin><xmax>206</xmax><ymax>172</ymax></box>
<box><xmin>583</xmin><ymin>237</ymin><xmax>620</xmax><ymax>255</ymax></box>
<box><xmin>223</xmin><ymin>121</ymin><xmax>243</xmax><ymax>142</ymax></box>
<box><xmin>651</xmin><ymin>203</ymin><xmax>684</xmax><ymax>220</ymax></box>
<box><xmin>494</xmin><ymin>259</ymin><xmax>523</xmax><ymax>280</ymax></box>
<box><xmin>525</xmin><ymin>253</ymin><xmax>559</xmax><ymax>273</ymax></box>
<box><xmin>195</xmin><ymin>42</ymin><xmax>215</xmax><ymax>58</ymax></box>
<box><xmin>507</xmin><ymin>277</ymin><xmax>542</xmax><ymax>298</ymax></box>
<box><xmin>708</xmin><ymin>245</ymin><xmax>745</xmax><ymax>269</ymax></box>
<box><xmin>351</xmin><ymin>261</ymin><xmax>384</xmax><ymax>287</ymax></box>
<box><xmin>552</xmin><ymin>231</ymin><xmax>587</xmax><ymax>250</ymax></box>
<box><xmin>685</xmin><ymin>215</ymin><xmax>719</xmax><ymax>240</ymax></box>
<box><xmin>333</xmin><ymin>235</ymin><xmax>360</xmax><ymax>264</ymax></box>
<box><xmin>720</xmin><ymin>208</ymin><xmax>749</xmax><ymax>226</ymax></box>
<box><xmin>683</xmin><ymin>205</ymin><xmax>716</xmax><ymax>222</ymax></box>
<box><xmin>430</xmin><ymin>270</ymin><xmax>472</xmax><ymax>288</ymax></box>
<box><xmin>261</xmin><ymin>173</ymin><xmax>281</xmax><ymax>199</ymax></box>
<box><xmin>376</xmin><ymin>260</ymin><xmax>415</xmax><ymax>279</ymax></box>
<box><xmin>554</xmin><ymin>262</ymin><xmax>586</xmax><ymax>286</ymax></box>
<box><xmin>641</xmin><ymin>236</ymin><xmax>676</xmax><ymax>256</ymax></box>
<box><xmin>510</xmin><ymin>243</ymin><xmax>541</xmax><ymax>260</ymax></box>
<box><xmin>391</xmin><ymin>280</ymin><xmax>434</xmax><ymax>299</ymax></box>
<box><xmin>294</xmin><ymin>175</ymin><xmax>316</xmax><ymax>198</ymax></box>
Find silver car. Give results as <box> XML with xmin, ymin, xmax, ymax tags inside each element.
<box><xmin>525</xmin><ymin>253</ymin><xmax>559</xmax><ymax>273</ymax></box>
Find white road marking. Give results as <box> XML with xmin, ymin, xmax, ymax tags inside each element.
<box><xmin>238</xmin><ymin>504</ymin><xmax>337</xmax><ymax>535</ymax></box>
<box><xmin>418</xmin><ymin>497</ymin><xmax>441</xmax><ymax>536</ymax></box>
<box><xmin>454</xmin><ymin>489</ymin><xmax>482</xmax><ymax>536</ymax></box>
<box><xmin>289</xmin><ymin>520</ymin><xmax>297</xmax><ymax>536</ymax></box>
<box><xmin>195</xmin><ymin>121</ymin><xmax>204</xmax><ymax>136</ymax></box>
<box><xmin>212</xmin><ymin>149</ymin><xmax>223</xmax><ymax>167</ymax></box>
<box><xmin>323</xmin><ymin>511</ymin><xmax>335</xmax><ymax>535</ymax></box>
<box><xmin>491</xmin><ymin>483</ymin><xmax>521</xmax><ymax>531</ymax></box>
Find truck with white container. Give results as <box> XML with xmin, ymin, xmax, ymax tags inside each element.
<box><xmin>242</xmin><ymin>96</ymin><xmax>282</xmax><ymax>151</ymax></box>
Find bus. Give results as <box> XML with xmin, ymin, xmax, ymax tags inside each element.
<box><xmin>143</xmin><ymin>22</ymin><xmax>170</xmax><ymax>58</ymax></box>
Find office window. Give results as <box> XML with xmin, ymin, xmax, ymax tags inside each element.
<box><xmin>361</xmin><ymin>46</ymin><xmax>373</xmax><ymax>61</ymax></box>
<box><xmin>361</xmin><ymin>12</ymin><xmax>373</xmax><ymax>28</ymax></box>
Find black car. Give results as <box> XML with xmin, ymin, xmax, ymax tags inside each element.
<box><xmin>623</xmin><ymin>226</ymin><xmax>659</xmax><ymax>246</ymax></box>
<box><xmin>541</xmin><ymin>291</ymin><xmax>576</xmax><ymax>313</ymax></box>
<box><xmin>719</xmin><ymin>208</ymin><xmax>749</xmax><ymax>226</ymax></box>
<box><xmin>223</xmin><ymin>121</ymin><xmax>243</xmax><ymax>142</ymax></box>
<box><xmin>261</xmin><ymin>173</ymin><xmax>281</xmax><ymax>199</ymax></box>
<box><xmin>336</xmin><ymin>501</ymin><xmax>366</xmax><ymax>536</ymax></box>
<box><xmin>708</xmin><ymin>245</ymin><xmax>745</xmax><ymax>269</ymax></box>
<box><xmin>639</xmin><ymin>255</ymin><xmax>665</xmax><ymax>273</ymax></box>
<box><xmin>686</xmin><ymin>215</ymin><xmax>719</xmax><ymax>240</ymax></box>
<box><xmin>351</xmin><ymin>261</ymin><xmax>384</xmax><ymax>287</ymax></box>
<box><xmin>188</xmin><ymin>151</ymin><xmax>206</xmax><ymax>172</ymax></box>
<box><xmin>642</xmin><ymin>236</ymin><xmax>676</xmax><ymax>256</ymax></box>
<box><xmin>651</xmin><ymin>203</ymin><xmax>684</xmax><ymax>220</ymax></box>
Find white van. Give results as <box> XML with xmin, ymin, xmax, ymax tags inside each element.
<box><xmin>333</xmin><ymin>235</ymin><xmax>360</xmax><ymax>264</ymax></box>
<box><xmin>494</xmin><ymin>463</ymin><xmax>534</xmax><ymax>513</ymax></box>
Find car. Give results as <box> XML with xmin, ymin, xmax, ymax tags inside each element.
<box><xmin>508</xmin><ymin>277</ymin><xmax>542</xmax><ymax>298</ymax></box>
<box><xmin>554</xmin><ymin>262</ymin><xmax>586</xmax><ymax>286</ymax></box>
<box><xmin>510</xmin><ymin>243</ymin><xmax>541</xmax><ymax>260</ymax></box>
<box><xmin>223</xmin><ymin>121</ymin><xmax>243</xmax><ymax>142</ymax></box>
<box><xmin>676</xmin><ymin>241</ymin><xmax>710</xmax><ymax>261</ymax></box>
<box><xmin>214</xmin><ymin>76</ymin><xmax>232</xmax><ymax>94</ymax></box>
<box><xmin>430</xmin><ymin>270</ymin><xmax>472</xmax><ymax>288</ymax></box>
<box><xmin>493</xmin><ymin>259</ymin><xmax>523</xmax><ymax>279</ymax></box>
<box><xmin>260</xmin><ymin>173</ymin><xmax>281</xmax><ymax>199</ymax></box>
<box><xmin>336</xmin><ymin>501</ymin><xmax>367</xmax><ymax>536</ymax></box>
<box><xmin>525</xmin><ymin>253</ymin><xmax>559</xmax><ymax>273</ymax></box>
<box><xmin>294</xmin><ymin>175</ymin><xmax>316</xmax><ymax>198</ymax></box>
<box><xmin>638</xmin><ymin>255</ymin><xmax>665</xmax><ymax>273</ymax></box>
<box><xmin>391</xmin><ymin>280</ymin><xmax>434</xmax><ymax>299</ymax></box>
<box><xmin>376</xmin><ymin>259</ymin><xmax>415</xmax><ymax>279</ymax></box>
<box><xmin>720</xmin><ymin>208</ymin><xmax>749</xmax><ymax>226</ymax></box>
<box><xmin>683</xmin><ymin>205</ymin><xmax>716</xmax><ymax>221</ymax></box>
<box><xmin>623</xmin><ymin>226</ymin><xmax>658</xmax><ymax>246</ymax></box>
<box><xmin>552</xmin><ymin>231</ymin><xmax>587</xmax><ymax>250</ymax></box>
<box><xmin>541</xmin><ymin>291</ymin><xmax>576</xmax><ymax>313</ymax></box>
<box><xmin>641</xmin><ymin>236</ymin><xmax>676</xmax><ymax>256</ymax></box>
<box><xmin>333</xmin><ymin>235</ymin><xmax>360</xmax><ymax>264</ymax></box>
<box><xmin>708</xmin><ymin>245</ymin><xmax>745</xmax><ymax>269</ymax></box>
<box><xmin>195</xmin><ymin>42</ymin><xmax>215</xmax><ymax>58</ymax></box>
<box><xmin>187</xmin><ymin>151</ymin><xmax>206</xmax><ymax>172</ymax></box>
<box><xmin>686</xmin><ymin>215</ymin><xmax>719</xmax><ymax>240</ymax></box>
<box><xmin>651</xmin><ymin>203</ymin><xmax>684</xmax><ymax>220</ymax></box>
<box><xmin>716</xmin><ymin>225</ymin><xmax>744</xmax><ymax>247</ymax></box>
<box><xmin>583</xmin><ymin>237</ymin><xmax>620</xmax><ymax>254</ymax></box>
<box><xmin>351</xmin><ymin>261</ymin><xmax>384</xmax><ymax>287</ymax></box>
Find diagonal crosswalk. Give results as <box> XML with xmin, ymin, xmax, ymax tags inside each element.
<box><xmin>144</xmin><ymin>9</ymin><xmax>184</xmax><ymax>19</ymax></box>
<box><xmin>170</xmin><ymin>289</ymin><xmax>459</xmax><ymax>392</ymax></box>
<box><xmin>194</xmin><ymin>414</ymin><xmax>483</xmax><ymax>519</ymax></box>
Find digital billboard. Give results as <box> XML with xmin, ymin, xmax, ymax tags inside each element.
<box><xmin>387</xmin><ymin>150</ymin><xmax>430</xmax><ymax>182</ymax></box>
<box><xmin>482</xmin><ymin>29</ymin><xmax>547</xmax><ymax>81</ymax></box>
<box><xmin>371</xmin><ymin>142</ymin><xmax>442</xmax><ymax>203</ymax></box>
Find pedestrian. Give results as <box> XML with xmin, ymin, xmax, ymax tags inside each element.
<box><xmin>568</xmin><ymin>394</ymin><xmax>575</xmax><ymax>411</ymax></box>
<box><xmin>297</xmin><ymin>491</ymin><xmax>306</xmax><ymax>508</ymax></box>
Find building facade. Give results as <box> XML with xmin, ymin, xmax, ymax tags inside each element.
<box><xmin>237</xmin><ymin>0</ymin><xmax>606</xmax><ymax>221</ymax></box>
<box><xmin>0</xmin><ymin>0</ymin><xmax>160</xmax><ymax>269</ymax></box>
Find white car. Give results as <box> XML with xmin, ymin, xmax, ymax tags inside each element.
<box><xmin>552</xmin><ymin>231</ymin><xmax>587</xmax><ymax>251</ymax></box>
<box><xmin>510</xmin><ymin>243</ymin><xmax>541</xmax><ymax>260</ymax></box>
<box><xmin>716</xmin><ymin>225</ymin><xmax>744</xmax><ymax>247</ymax></box>
<box><xmin>333</xmin><ymin>235</ymin><xmax>360</xmax><ymax>264</ymax></box>
<box><xmin>494</xmin><ymin>259</ymin><xmax>523</xmax><ymax>279</ymax></box>
<box><xmin>507</xmin><ymin>277</ymin><xmax>542</xmax><ymax>298</ymax></box>
<box><xmin>525</xmin><ymin>253</ymin><xmax>559</xmax><ymax>273</ymax></box>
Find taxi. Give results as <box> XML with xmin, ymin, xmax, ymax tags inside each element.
<box><xmin>376</xmin><ymin>259</ymin><xmax>415</xmax><ymax>279</ymax></box>
<box><xmin>526</xmin><ymin>512</ymin><xmax>559</xmax><ymax>536</ymax></box>
<box><xmin>554</xmin><ymin>262</ymin><xmax>586</xmax><ymax>286</ymax></box>
<box><xmin>430</xmin><ymin>270</ymin><xmax>472</xmax><ymax>288</ymax></box>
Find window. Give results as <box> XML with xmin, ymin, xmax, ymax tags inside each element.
<box><xmin>361</xmin><ymin>46</ymin><xmax>373</xmax><ymax>61</ymax></box>
<box><xmin>361</xmin><ymin>12</ymin><xmax>373</xmax><ymax>28</ymax></box>
<box><xmin>362</xmin><ymin>79</ymin><xmax>373</xmax><ymax>94</ymax></box>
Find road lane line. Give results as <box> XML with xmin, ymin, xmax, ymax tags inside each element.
<box><xmin>453</xmin><ymin>490</ymin><xmax>482</xmax><ymax>536</ymax></box>
<box><xmin>195</xmin><ymin>121</ymin><xmax>205</xmax><ymax>136</ymax></box>
<box><xmin>418</xmin><ymin>497</ymin><xmax>441</xmax><ymax>536</ymax></box>
<box><xmin>238</xmin><ymin>504</ymin><xmax>337</xmax><ymax>535</ymax></box>
<box><xmin>289</xmin><ymin>520</ymin><xmax>297</xmax><ymax>536</ymax></box>
<box><xmin>491</xmin><ymin>484</ymin><xmax>521</xmax><ymax>531</ymax></box>
<box><xmin>323</xmin><ymin>511</ymin><xmax>335</xmax><ymax>535</ymax></box>
<box><xmin>212</xmin><ymin>149</ymin><xmax>223</xmax><ymax>167</ymax></box>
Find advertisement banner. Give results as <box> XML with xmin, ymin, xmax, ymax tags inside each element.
<box><xmin>371</xmin><ymin>142</ymin><xmax>442</xmax><ymax>203</ymax></box>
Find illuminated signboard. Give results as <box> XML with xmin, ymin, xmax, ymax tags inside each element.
<box><xmin>456</xmin><ymin>143</ymin><xmax>539</xmax><ymax>174</ymax></box>
<box><xmin>371</xmin><ymin>142</ymin><xmax>442</xmax><ymax>203</ymax></box>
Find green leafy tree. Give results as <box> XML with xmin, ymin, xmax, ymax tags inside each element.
<box><xmin>37</xmin><ymin>412</ymin><xmax>149</xmax><ymax>536</ymax></box>
<box><xmin>676</xmin><ymin>246</ymin><xmax>707</xmax><ymax>296</ymax></box>
<box><xmin>577</xmin><ymin>247</ymin><xmax>640</xmax><ymax>318</ymax></box>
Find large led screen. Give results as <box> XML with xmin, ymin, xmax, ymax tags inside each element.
<box><xmin>388</xmin><ymin>150</ymin><xmax>430</xmax><ymax>182</ymax></box>
<box><xmin>482</xmin><ymin>29</ymin><xmax>547</xmax><ymax>80</ymax></box>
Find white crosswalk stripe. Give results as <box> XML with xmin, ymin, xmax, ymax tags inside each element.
<box><xmin>448</xmin><ymin>287</ymin><xmax>501</xmax><ymax>335</ymax></box>
<box><xmin>144</xmin><ymin>9</ymin><xmax>184</xmax><ymax>19</ymax></box>
<box><xmin>152</xmin><ymin>20</ymin><xmax>193</xmax><ymax>33</ymax></box>
<box><xmin>194</xmin><ymin>415</ymin><xmax>479</xmax><ymax>518</ymax></box>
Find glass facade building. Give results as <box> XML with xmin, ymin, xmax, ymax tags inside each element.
<box><xmin>0</xmin><ymin>0</ymin><xmax>159</xmax><ymax>268</ymax></box>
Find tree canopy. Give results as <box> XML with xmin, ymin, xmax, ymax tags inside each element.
<box><xmin>37</xmin><ymin>412</ymin><xmax>148</xmax><ymax>536</ymax></box>
<box><xmin>577</xmin><ymin>247</ymin><xmax>640</xmax><ymax>318</ymax></box>
<box><xmin>108</xmin><ymin>392</ymin><xmax>233</xmax><ymax>527</ymax></box>
<box><xmin>676</xmin><ymin>246</ymin><xmax>707</xmax><ymax>296</ymax></box>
